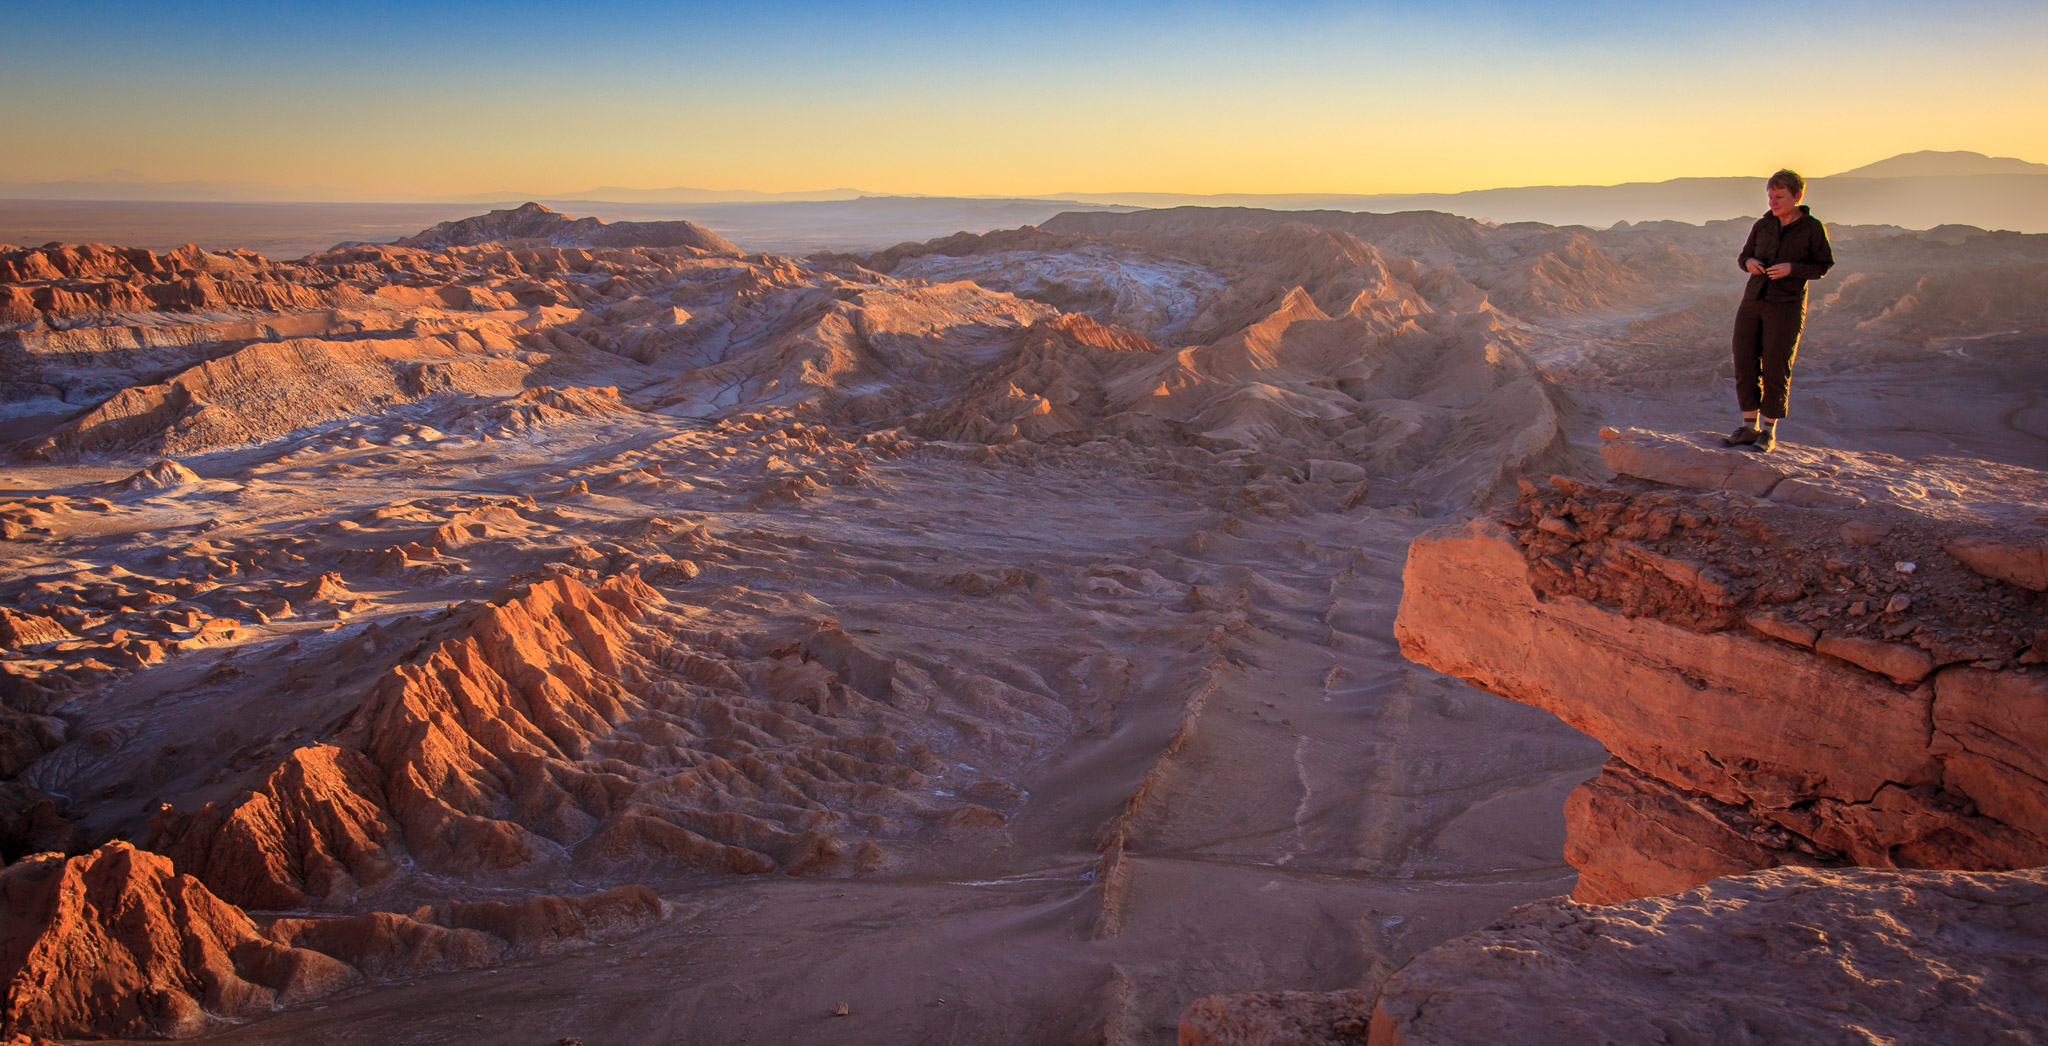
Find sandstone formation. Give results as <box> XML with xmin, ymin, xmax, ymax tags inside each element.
<box><xmin>1366</xmin><ymin>866</ymin><xmax>2048</xmax><ymax>1046</ymax></box>
<box><xmin>0</xmin><ymin>842</ymin><xmax>664</xmax><ymax>1040</ymax></box>
<box><xmin>148</xmin><ymin>743</ymin><xmax>402</xmax><ymax>910</ymax></box>
<box><xmin>0</xmin><ymin>243</ymin><xmax>304</xmax><ymax>330</ymax></box>
<box><xmin>263</xmin><ymin>884</ymin><xmax>663</xmax><ymax>975</ymax></box>
<box><xmin>147</xmin><ymin>572</ymin><xmax>1022</xmax><ymax>909</ymax></box>
<box><xmin>1397</xmin><ymin>429</ymin><xmax>2048</xmax><ymax>903</ymax></box>
<box><xmin>855</xmin><ymin>216</ymin><xmax>1595</xmax><ymax>511</ymax></box>
<box><xmin>0</xmin><ymin>842</ymin><xmax>358</xmax><ymax>1040</ymax></box>
<box><xmin>2</xmin><ymin>233</ymin><xmax>744</xmax><ymax>458</ymax></box>
<box><xmin>0</xmin><ymin>611</ymin><xmax>67</xmax><ymax>652</ymax></box>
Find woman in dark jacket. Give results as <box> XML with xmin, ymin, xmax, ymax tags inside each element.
<box><xmin>1726</xmin><ymin>169</ymin><xmax>1833</xmax><ymax>453</ymax></box>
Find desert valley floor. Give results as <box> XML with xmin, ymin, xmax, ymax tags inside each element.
<box><xmin>1</xmin><ymin>203</ymin><xmax>2044</xmax><ymax>1043</ymax></box>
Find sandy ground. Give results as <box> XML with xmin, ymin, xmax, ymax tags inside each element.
<box><xmin>56</xmin><ymin>444</ymin><xmax>1586</xmax><ymax>1046</ymax></box>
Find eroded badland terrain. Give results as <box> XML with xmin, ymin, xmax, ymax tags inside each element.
<box><xmin>1</xmin><ymin>202</ymin><xmax>2044</xmax><ymax>1044</ymax></box>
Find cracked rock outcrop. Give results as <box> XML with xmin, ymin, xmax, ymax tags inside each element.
<box><xmin>1396</xmin><ymin>429</ymin><xmax>2048</xmax><ymax>903</ymax></box>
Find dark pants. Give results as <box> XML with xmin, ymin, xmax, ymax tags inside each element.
<box><xmin>1731</xmin><ymin>297</ymin><xmax>1804</xmax><ymax>418</ymax></box>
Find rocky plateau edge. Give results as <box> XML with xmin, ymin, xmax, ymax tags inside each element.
<box><xmin>1184</xmin><ymin>428</ymin><xmax>2048</xmax><ymax>1044</ymax></box>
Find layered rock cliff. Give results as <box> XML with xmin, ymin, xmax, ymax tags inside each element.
<box><xmin>1183</xmin><ymin>430</ymin><xmax>2048</xmax><ymax>1044</ymax></box>
<box><xmin>1396</xmin><ymin>429</ymin><xmax>2048</xmax><ymax>903</ymax></box>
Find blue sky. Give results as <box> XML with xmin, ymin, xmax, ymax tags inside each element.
<box><xmin>4</xmin><ymin>1</ymin><xmax>2044</xmax><ymax>196</ymax></box>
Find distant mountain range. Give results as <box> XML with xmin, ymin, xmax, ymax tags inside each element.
<box><xmin>1831</xmin><ymin>150</ymin><xmax>2048</xmax><ymax>178</ymax></box>
<box><xmin>4</xmin><ymin>151</ymin><xmax>2046</xmax><ymax>235</ymax></box>
<box><xmin>444</xmin><ymin>186</ymin><xmax>870</xmax><ymax>205</ymax></box>
<box><xmin>1046</xmin><ymin>152</ymin><xmax>2048</xmax><ymax>231</ymax></box>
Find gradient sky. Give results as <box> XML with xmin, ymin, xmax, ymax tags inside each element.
<box><xmin>3</xmin><ymin>0</ymin><xmax>2045</xmax><ymax>198</ymax></box>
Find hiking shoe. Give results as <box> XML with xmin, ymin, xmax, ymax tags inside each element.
<box><xmin>1723</xmin><ymin>425</ymin><xmax>1760</xmax><ymax>447</ymax></box>
<box><xmin>1751</xmin><ymin>428</ymin><xmax>1776</xmax><ymax>453</ymax></box>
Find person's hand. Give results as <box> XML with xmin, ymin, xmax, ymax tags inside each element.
<box><xmin>1745</xmin><ymin>259</ymin><xmax>1766</xmax><ymax>275</ymax></box>
<box><xmin>1765</xmin><ymin>263</ymin><xmax>1792</xmax><ymax>279</ymax></box>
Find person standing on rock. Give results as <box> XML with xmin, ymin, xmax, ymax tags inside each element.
<box><xmin>1725</xmin><ymin>169</ymin><xmax>1833</xmax><ymax>453</ymax></box>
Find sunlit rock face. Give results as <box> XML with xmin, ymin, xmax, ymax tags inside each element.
<box><xmin>1357</xmin><ymin>429</ymin><xmax>2048</xmax><ymax>1046</ymax></box>
<box><xmin>1396</xmin><ymin>429</ymin><xmax>2048</xmax><ymax>903</ymax></box>
<box><xmin>0</xmin><ymin>841</ymin><xmax>662</xmax><ymax>1040</ymax></box>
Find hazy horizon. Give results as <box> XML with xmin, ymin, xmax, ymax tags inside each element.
<box><xmin>4</xmin><ymin>148</ymin><xmax>2044</xmax><ymax>209</ymax></box>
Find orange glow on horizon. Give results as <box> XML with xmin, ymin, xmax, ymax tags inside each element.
<box><xmin>4</xmin><ymin>4</ymin><xmax>2044</xmax><ymax>201</ymax></box>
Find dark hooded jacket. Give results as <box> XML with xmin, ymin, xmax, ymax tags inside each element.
<box><xmin>1737</xmin><ymin>204</ymin><xmax>1834</xmax><ymax>306</ymax></box>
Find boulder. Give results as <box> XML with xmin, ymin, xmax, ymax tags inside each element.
<box><xmin>1395</xmin><ymin>473</ymin><xmax>2048</xmax><ymax>902</ymax></box>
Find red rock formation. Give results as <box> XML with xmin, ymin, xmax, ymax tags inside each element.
<box><xmin>1034</xmin><ymin>206</ymin><xmax>1687</xmax><ymax>319</ymax></box>
<box><xmin>1395</xmin><ymin>432</ymin><xmax>2048</xmax><ymax>902</ymax></box>
<box><xmin>147</xmin><ymin>745</ymin><xmax>402</xmax><ymax>911</ymax></box>
<box><xmin>347</xmin><ymin>574</ymin><xmax>660</xmax><ymax>873</ymax></box>
<box><xmin>0</xmin><ymin>840</ymin><xmax>665</xmax><ymax>1039</ymax></box>
<box><xmin>0</xmin><ymin>611</ymin><xmax>68</xmax><ymax>652</ymax></box>
<box><xmin>262</xmin><ymin>885</ymin><xmax>662</xmax><ymax>979</ymax></box>
<box><xmin>0</xmin><ymin>243</ymin><xmax>265</xmax><ymax>284</ymax></box>
<box><xmin>289</xmin><ymin>571</ymin><xmax>353</xmax><ymax>605</ymax></box>
<box><xmin>408</xmin><ymin>884</ymin><xmax>662</xmax><ymax>954</ymax></box>
<box><xmin>151</xmin><ymin>574</ymin><xmax>989</xmax><ymax>907</ymax></box>
<box><xmin>0</xmin><ymin>243</ymin><xmax>352</xmax><ymax>328</ymax></box>
<box><xmin>1367</xmin><ymin>867</ymin><xmax>2048</xmax><ymax>1045</ymax></box>
<box><xmin>465</xmin><ymin>384</ymin><xmax>630</xmax><ymax>436</ymax></box>
<box><xmin>0</xmin><ymin>843</ymin><xmax>358</xmax><ymax>1040</ymax></box>
<box><xmin>263</xmin><ymin>911</ymin><xmax>503</xmax><ymax>981</ymax></box>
